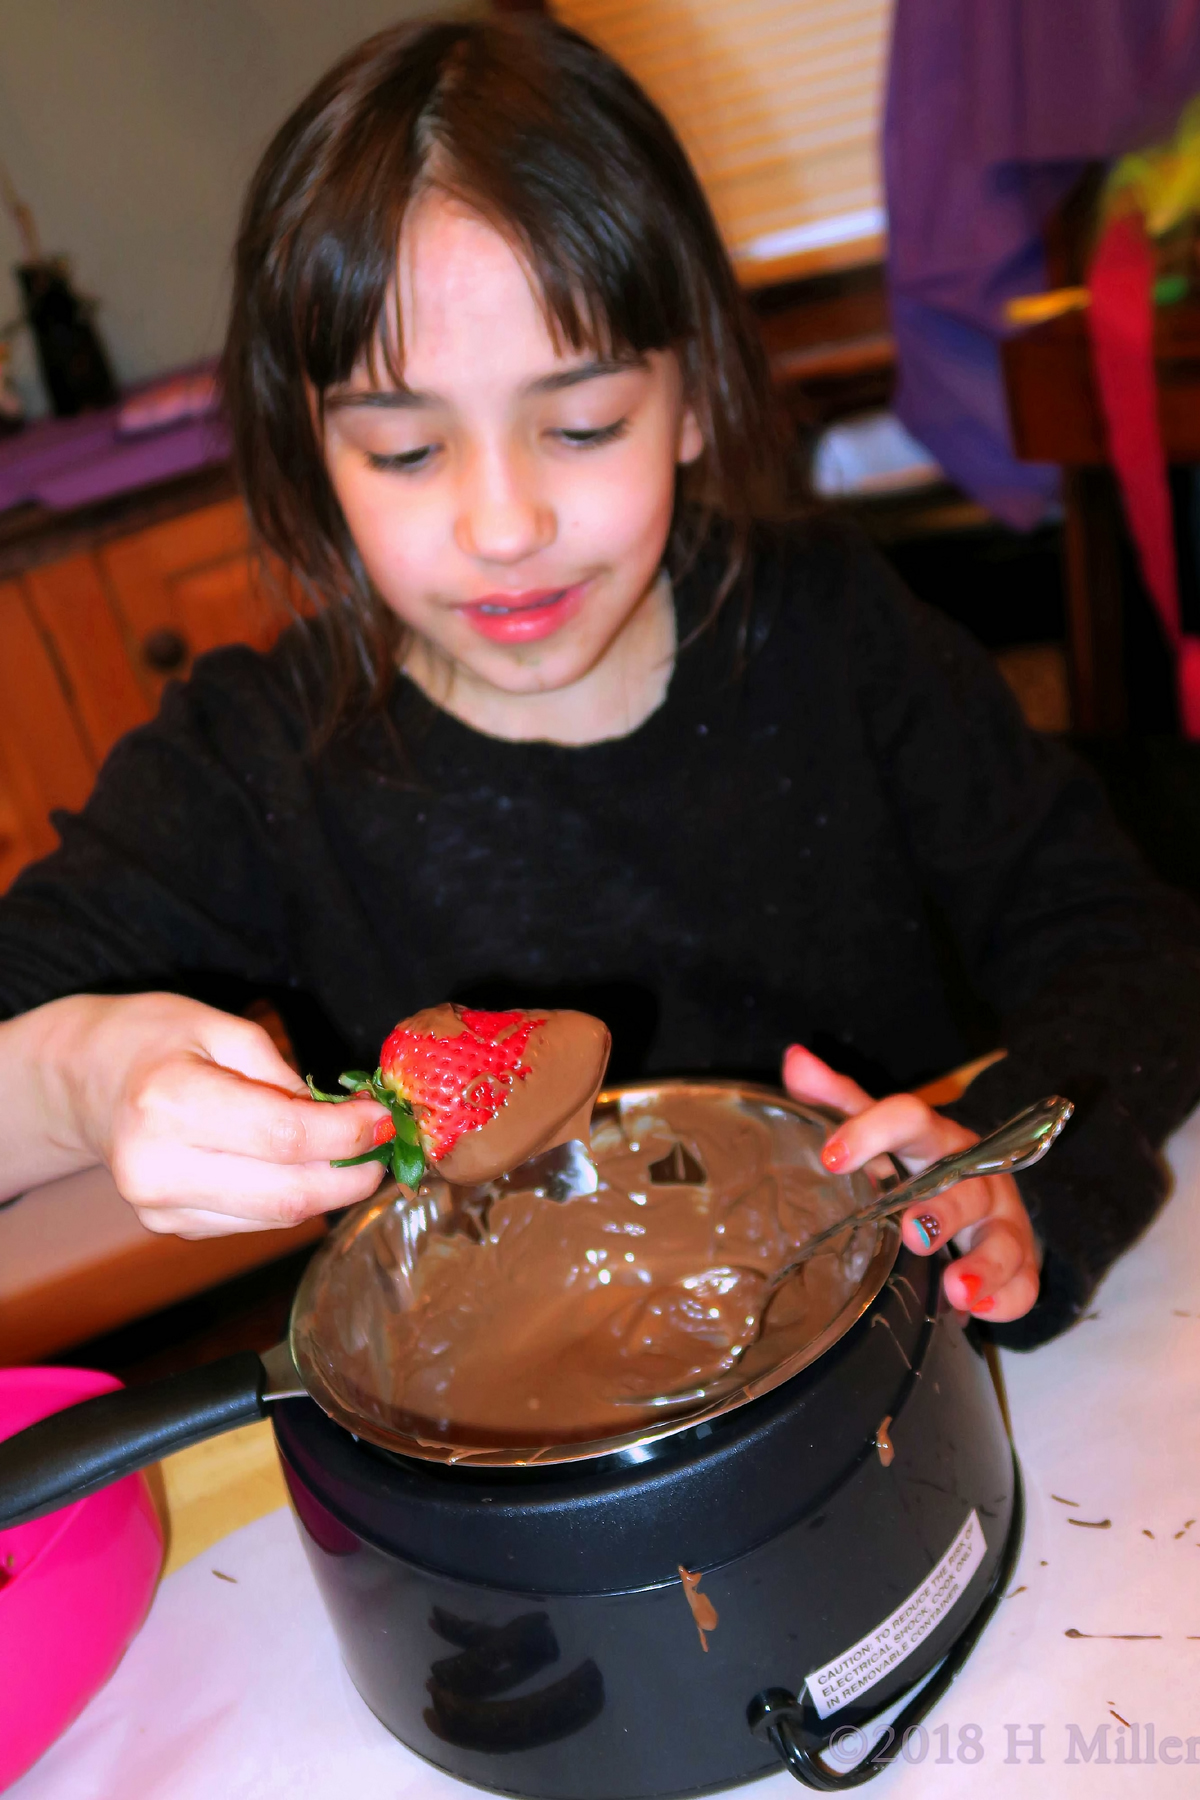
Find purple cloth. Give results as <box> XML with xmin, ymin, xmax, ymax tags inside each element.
<box><xmin>884</xmin><ymin>0</ymin><xmax>1200</xmax><ymax>528</ymax></box>
<box><xmin>0</xmin><ymin>369</ymin><xmax>229</xmax><ymax>517</ymax></box>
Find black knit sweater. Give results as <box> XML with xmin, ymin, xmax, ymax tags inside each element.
<box><xmin>4</xmin><ymin>520</ymin><xmax>1199</xmax><ymax>1347</ymax></box>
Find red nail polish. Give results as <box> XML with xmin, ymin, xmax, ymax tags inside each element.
<box><xmin>957</xmin><ymin>1272</ymin><xmax>982</xmax><ymax>1305</ymax></box>
<box><xmin>972</xmin><ymin>1296</ymin><xmax>994</xmax><ymax>1314</ymax></box>
<box><xmin>822</xmin><ymin>1138</ymin><xmax>848</xmax><ymax>1171</ymax></box>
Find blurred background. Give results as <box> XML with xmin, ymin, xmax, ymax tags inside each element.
<box><xmin>0</xmin><ymin>1</ymin><xmax>480</xmax><ymax>412</ymax></box>
<box><xmin>4</xmin><ymin>0</ymin><xmax>1200</xmax><ymax>1377</ymax></box>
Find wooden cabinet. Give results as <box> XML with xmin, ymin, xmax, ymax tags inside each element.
<box><xmin>0</xmin><ymin>490</ymin><xmax>290</xmax><ymax>889</ymax></box>
<box><xmin>0</xmin><ymin>575</ymin><xmax>97</xmax><ymax>882</ymax></box>
<box><xmin>97</xmin><ymin>497</ymin><xmax>285</xmax><ymax>700</ymax></box>
<box><xmin>0</xmin><ymin>479</ymin><xmax>327</xmax><ymax>1360</ymax></box>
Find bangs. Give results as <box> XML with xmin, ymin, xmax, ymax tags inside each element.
<box><xmin>292</xmin><ymin>27</ymin><xmax>701</xmax><ymax>398</ymax></box>
<box><xmin>223</xmin><ymin>17</ymin><xmax>786</xmax><ymax>736</ymax></box>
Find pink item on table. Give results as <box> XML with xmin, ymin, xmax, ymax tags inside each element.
<box><xmin>0</xmin><ymin>1367</ymin><xmax>163</xmax><ymax>1793</ymax></box>
<box><xmin>116</xmin><ymin>369</ymin><xmax>220</xmax><ymax>438</ymax></box>
<box><xmin>0</xmin><ymin>359</ymin><xmax>229</xmax><ymax>517</ymax></box>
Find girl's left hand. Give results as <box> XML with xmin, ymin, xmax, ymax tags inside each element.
<box><xmin>782</xmin><ymin>1044</ymin><xmax>1040</xmax><ymax>1323</ymax></box>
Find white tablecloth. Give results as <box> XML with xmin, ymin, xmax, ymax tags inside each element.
<box><xmin>12</xmin><ymin>1113</ymin><xmax>1200</xmax><ymax>1799</ymax></box>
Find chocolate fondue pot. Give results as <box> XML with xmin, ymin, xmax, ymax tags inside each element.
<box><xmin>0</xmin><ymin>1083</ymin><xmax>1020</xmax><ymax>1793</ymax></box>
<box><xmin>279</xmin><ymin>1082</ymin><xmax>1020</xmax><ymax>1796</ymax></box>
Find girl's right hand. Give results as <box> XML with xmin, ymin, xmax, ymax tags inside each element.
<box><xmin>51</xmin><ymin>992</ymin><xmax>392</xmax><ymax>1237</ymax></box>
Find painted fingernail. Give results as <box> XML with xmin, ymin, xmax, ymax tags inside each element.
<box><xmin>972</xmin><ymin>1296</ymin><xmax>995</xmax><ymax>1314</ymax></box>
<box><xmin>956</xmin><ymin>1271</ymin><xmax>982</xmax><ymax>1306</ymax></box>
<box><xmin>822</xmin><ymin>1138</ymin><xmax>849</xmax><ymax>1171</ymax></box>
<box><xmin>912</xmin><ymin>1213</ymin><xmax>941</xmax><ymax>1250</ymax></box>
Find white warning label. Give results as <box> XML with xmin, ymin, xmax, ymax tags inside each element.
<box><xmin>804</xmin><ymin>1511</ymin><xmax>987</xmax><ymax>1719</ymax></box>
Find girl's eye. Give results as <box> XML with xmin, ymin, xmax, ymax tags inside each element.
<box><xmin>553</xmin><ymin>419</ymin><xmax>629</xmax><ymax>449</ymax></box>
<box><xmin>365</xmin><ymin>445</ymin><xmax>437</xmax><ymax>472</ymax></box>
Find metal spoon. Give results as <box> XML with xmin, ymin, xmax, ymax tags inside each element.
<box><xmin>618</xmin><ymin>1093</ymin><xmax>1074</xmax><ymax>1407</ymax></box>
<box><xmin>766</xmin><ymin>1092</ymin><xmax>1073</xmax><ymax>1273</ymax></box>
<box><xmin>486</xmin><ymin>1136</ymin><xmax>599</xmax><ymax>1202</ymax></box>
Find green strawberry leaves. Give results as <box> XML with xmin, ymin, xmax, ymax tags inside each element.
<box><xmin>306</xmin><ymin>1066</ymin><xmax>427</xmax><ymax>1190</ymax></box>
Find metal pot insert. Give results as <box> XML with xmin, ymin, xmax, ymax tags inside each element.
<box><xmin>0</xmin><ymin>1082</ymin><xmax>901</xmax><ymax>1520</ymax></box>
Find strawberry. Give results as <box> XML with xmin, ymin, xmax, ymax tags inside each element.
<box><xmin>308</xmin><ymin>1005</ymin><xmax>543</xmax><ymax>1190</ymax></box>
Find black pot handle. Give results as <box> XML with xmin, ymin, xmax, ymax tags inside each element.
<box><xmin>0</xmin><ymin>1352</ymin><xmax>269</xmax><ymax>1530</ymax></box>
<box><xmin>749</xmin><ymin>1456</ymin><xmax>1025</xmax><ymax>1788</ymax></box>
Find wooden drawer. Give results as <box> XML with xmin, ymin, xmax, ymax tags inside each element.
<box><xmin>0</xmin><ymin>495</ymin><xmax>291</xmax><ymax>890</ymax></box>
<box><xmin>23</xmin><ymin>551</ymin><xmax>154</xmax><ymax>761</ymax></box>
<box><xmin>0</xmin><ymin>576</ymin><xmax>98</xmax><ymax>876</ymax></box>
<box><xmin>98</xmin><ymin>498</ymin><xmax>287</xmax><ymax>697</ymax></box>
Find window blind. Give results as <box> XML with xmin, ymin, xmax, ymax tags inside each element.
<box><xmin>552</xmin><ymin>0</ymin><xmax>892</xmax><ymax>285</ymax></box>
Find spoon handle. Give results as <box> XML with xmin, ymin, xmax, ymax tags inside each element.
<box><xmin>615</xmin><ymin>1094</ymin><xmax>1075</xmax><ymax>1410</ymax></box>
<box><xmin>783</xmin><ymin>1094</ymin><xmax>1074</xmax><ymax>1271</ymax></box>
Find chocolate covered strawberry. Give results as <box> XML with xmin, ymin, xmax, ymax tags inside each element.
<box><xmin>309</xmin><ymin>1003</ymin><xmax>611</xmax><ymax>1189</ymax></box>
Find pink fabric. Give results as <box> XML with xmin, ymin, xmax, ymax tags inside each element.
<box><xmin>1087</xmin><ymin>211</ymin><xmax>1200</xmax><ymax>736</ymax></box>
<box><xmin>884</xmin><ymin>0</ymin><xmax>1200</xmax><ymax>528</ymax></box>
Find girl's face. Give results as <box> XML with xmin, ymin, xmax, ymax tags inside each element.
<box><xmin>322</xmin><ymin>191</ymin><xmax>703</xmax><ymax>741</ymax></box>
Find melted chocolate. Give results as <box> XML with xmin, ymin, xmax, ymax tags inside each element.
<box><xmin>678</xmin><ymin>1567</ymin><xmax>719</xmax><ymax>1651</ymax></box>
<box><xmin>324</xmin><ymin>1089</ymin><xmax>872</xmax><ymax>1444</ymax></box>
<box><xmin>413</xmin><ymin>1006</ymin><xmax>611</xmax><ymax>1185</ymax></box>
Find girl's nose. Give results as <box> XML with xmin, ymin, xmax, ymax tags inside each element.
<box><xmin>454</xmin><ymin>447</ymin><xmax>555</xmax><ymax>565</ymax></box>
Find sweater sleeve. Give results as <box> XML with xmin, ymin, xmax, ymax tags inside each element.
<box><xmin>844</xmin><ymin>533</ymin><xmax>1200</xmax><ymax>1347</ymax></box>
<box><xmin>0</xmin><ymin>646</ymin><xmax>298</xmax><ymax>1020</ymax></box>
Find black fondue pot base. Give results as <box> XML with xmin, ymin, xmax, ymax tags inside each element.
<box><xmin>275</xmin><ymin>1250</ymin><xmax>1018</xmax><ymax>1799</ymax></box>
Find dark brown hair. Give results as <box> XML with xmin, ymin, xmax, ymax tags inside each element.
<box><xmin>222</xmin><ymin>15</ymin><xmax>788</xmax><ymax>732</ymax></box>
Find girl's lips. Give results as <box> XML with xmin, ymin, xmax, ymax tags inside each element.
<box><xmin>458</xmin><ymin>583</ymin><xmax>585</xmax><ymax>644</ymax></box>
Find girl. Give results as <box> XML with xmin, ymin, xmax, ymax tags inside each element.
<box><xmin>1</xmin><ymin>17</ymin><xmax>1198</xmax><ymax>1346</ymax></box>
